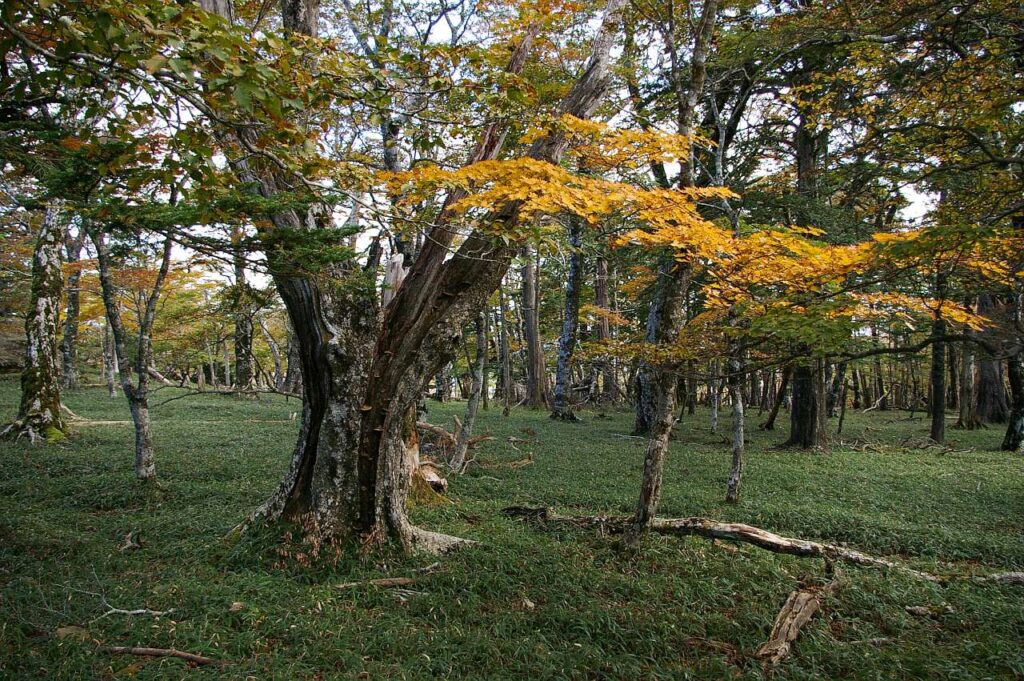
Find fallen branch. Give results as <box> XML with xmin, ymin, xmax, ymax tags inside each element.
<box><xmin>97</xmin><ymin>646</ymin><xmax>225</xmax><ymax>667</ymax></box>
<box><xmin>502</xmin><ymin>507</ymin><xmax>947</xmax><ymax>581</ymax></box>
<box><xmin>756</xmin><ymin>574</ymin><xmax>841</xmax><ymax>665</ymax></box>
<box><xmin>335</xmin><ymin>576</ymin><xmax>417</xmax><ymax>590</ymax></box>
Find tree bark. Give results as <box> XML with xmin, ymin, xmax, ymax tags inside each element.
<box><xmin>451</xmin><ymin>315</ymin><xmax>486</xmax><ymax>471</ymax></box>
<box><xmin>551</xmin><ymin>216</ymin><xmax>584</xmax><ymax>421</ymax></box>
<box><xmin>929</xmin><ymin>313</ymin><xmax>946</xmax><ymax>443</ymax></box>
<box><xmin>595</xmin><ymin>255</ymin><xmax>616</xmax><ymax>402</ymax></box>
<box><xmin>232</xmin><ymin>226</ymin><xmax>256</xmax><ymax>391</ymax></box>
<box><xmin>1003</xmin><ymin>352</ymin><xmax>1024</xmax><ymax>452</ymax></box>
<box><xmin>724</xmin><ymin>355</ymin><xmax>744</xmax><ymax>503</ymax></box>
<box><xmin>521</xmin><ymin>245</ymin><xmax>548</xmax><ymax>408</ymax></box>
<box><xmin>60</xmin><ymin>227</ymin><xmax>85</xmax><ymax>390</ymax></box>
<box><xmin>6</xmin><ymin>204</ymin><xmax>67</xmax><ymax>443</ymax></box>
<box><xmin>761</xmin><ymin>365</ymin><xmax>791</xmax><ymax>430</ymax></box>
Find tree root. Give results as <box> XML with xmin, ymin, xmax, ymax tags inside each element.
<box><xmin>408</xmin><ymin>526</ymin><xmax>478</xmax><ymax>555</ymax></box>
<box><xmin>501</xmin><ymin>506</ymin><xmax>1021</xmax><ymax>585</ymax></box>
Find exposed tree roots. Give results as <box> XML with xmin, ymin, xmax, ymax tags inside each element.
<box><xmin>501</xmin><ymin>506</ymin><xmax>1023</xmax><ymax>585</ymax></box>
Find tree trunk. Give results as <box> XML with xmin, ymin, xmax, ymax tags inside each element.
<box><xmin>452</xmin><ymin>315</ymin><xmax>486</xmax><ymax>471</ymax></box>
<box><xmin>7</xmin><ymin>205</ymin><xmax>67</xmax><ymax>443</ymax></box>
<box><xmin>224</xmin><ymin>0</ymin><xmax>626</xmax><ymax>553</ymax></box>
<box><xmin>521</xmin><ymin>246</ymin><xmax>548</xmax><ymax>408</ymax></box>
<box><xmin>90</xmin><ymin>227</ymin><xmax>172</xmax><ymax>481</ymax></box>
<box><xmin>783</xmin><ymin>361</ymin><xmax>824</xmax><ymax>448</ymax></box>
<box><xmin>551</xmin><ymin>217</ymin><xmax>584</xmax><ymax>421</ymax></box>
<box><xmin>632</xmin><ymin>257</ymin><xmax>672</xmax><ymax>435</ymax></box>
<box><xmin>283</xmin><ymin>323</ymin><xmax>303</xmax><ymax>395</ymax></box>
<box><xmin>595</xmin><ymin>255</ymin><xmax>617</xmax><ymax>402</ymax></box>
<box><xmin>61</xmin><ymin>228</ymin><xmax>85</xmax><ymax>390</ymax></box>
<box><xmin>1003</xmin><ymin>353</ymin><xmax>1024</xmax><ymax>452</ymax></box>
<box><xmin>499</xmin><ymin>285</ymin><xmax>513</xmax><ymax>416</ymax></box>
<box><xmin>103</xmin><ymin>320</ymin><xmax>118</xmax><ymax>397</ymax></box>
<box><xmin>725</xmin><ymin>355</ymin><xmax>744</xmax><ymax>503</ymax></box>
<box><xmin>232</xmin><ymin>227</ymin><xmax>256</xmax><ymax>391</ymax></box>
<box><xmin>929</xmin><ymin>315</ymin><xmax>946</xmax><ymax>443</ymax></box>
<box><xmin>761</xmin><ymin>365</ymin><xmax>791</xmax><ymax>430</ymax></box>
<box><xmin>826</xmin><ymin>362</ymin><xmax>846</xmax><ymax>417</ymax></box>
<box><xmin>623</xmin><ymin>0</ymin><xmax>718</xmax><ymax>548</ymax></box>
<box><xmin>259</xmin><ymin>317</ymin><xmax>284</xmax><ymax>390</ymax></box>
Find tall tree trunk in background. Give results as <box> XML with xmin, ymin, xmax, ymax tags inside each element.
<box><xmin>595</xmin><ymin>255</ymin><xmax>617</xmax><ymax>402</ymax></box>
<box><xmin>232</xmin><ymin>226</ymin><xmax>256</xmax><ymax>391</ymax></box>
<box><xmin>283</xmin><ymin>323</ymin><xmax>302</xmax><ymax>395</ymax></box>
<box><xmin>60</xmin><ymin>228</ymin><xmax>85</xmax><ymax>390</ymax></box>
<box><xmin>725</xmin><ymin>355</ymin><xmax>744</xmax><ymax>503</ymax></box>
<box><xmin>624</xmin><ymin>0</ymin><xmax>718</xmax><ymax>549</ymax></box>
<box><xmin>956</xmin><ymin>340</ymin><xmax>979</xmax><ymax>429</ymax></box>
<box><xmin>551</xmin><ymin>216</ymin><xmax>584</xmax><ymax>421</ymax></box>
<box><xmin>946</xmin><ymin>343</ymin><xmax>959</xmax><ymax>411</ymax></box>
<box><xmin>827</xmin><ymin>362</ymin><xmax>846</xmax><ymax>417</ymax></box>
<box><xmin>103</xmin><ymin>320</ymin><xmax>118</xmax><ymax>397</ymax></box>
<box><xmin>499</xmin><ymin>285</ymin><xmax>512</xmax><ymax>416</ymax></box>
<box><xmin>784</xmin><ymin>362</ymin><xmax>820</xmax><ymax>448</ymax></box>
<box><xmin>633</xmin><ymin>258</ymin><xmax>671</xmax><ymax>434</ymax></box>
<box><xmin>929</xmin><ymin>292</ymin><xmax>947</xmax><ymax>443</ymax></box>
<box><xmin>975</xmin><ymin>295</ymin><xmax>1009</xmax><ymax>423</ymax></box>
<box><xmin>5</xmin><ymin>205</ymin><xmax>67</xmax><ymax>443</ymax></box>
<box><xmin>90</xmin><ymin>228</ymin><xmax>173</xmax><ymax>480</ymax></box>
<box><xmin>1003</xmin><ymin>353</ymin><xmax>1023</xmax><ymax>452</ymax></box>
<box><xmin>521</xmin><ymin>246</ymin><xmax>548</xmax><ymax>408</ymax></box>
<box><xmin>259</xmin><ymin>317</ymin><xmax>285</xmax><ymax>390</ymax></box>
<box><xmin>452</xmin><ymin>315</ymin><xmax>486</xmax><ymax>471</ymax></box>
<box><xmin>761</xmin><ymin>364</ymin><xmax>790</xmax><ymax>430</ymax></box>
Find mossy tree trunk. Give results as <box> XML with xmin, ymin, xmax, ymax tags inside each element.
<box><xmin>6</xmin><ymin>204</ymin><xmax>67</xmax><ymax>443</ymax></box>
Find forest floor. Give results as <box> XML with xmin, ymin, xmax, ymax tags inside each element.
<box><xmin>1</xmin><ymin>376</ymin><xmax>1022</xmax><ymax>679</ymax></box>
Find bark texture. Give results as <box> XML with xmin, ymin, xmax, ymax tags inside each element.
<box><xmin>7</xmin><ymin>205</ymin><xmax>67</xmax><ymax>443</ymax></box>
<box><xmin>60</xmin><ymin>228</ymin><xmax>85</xmax><ymax>390</ymax></box>
<box><xmin>551</xmin><ymin>216</ymin><xmax>584</xmax><ymax>421</ymax></box>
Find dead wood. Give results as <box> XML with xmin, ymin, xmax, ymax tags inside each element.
<box><xmin>97</xmin><ymin>645</ymin><xmax>225</xmax><ymax>667</ymax></box>
<box><xmin>756</xmin><ymin>576</ymin><xmax>841</xmax><ymax>665</ymax></box>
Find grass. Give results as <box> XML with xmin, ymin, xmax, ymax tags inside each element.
<box><xmin>1</xmin><ymin>375</ymin><xmax>1022</xmax><ymax>679</ymax></box>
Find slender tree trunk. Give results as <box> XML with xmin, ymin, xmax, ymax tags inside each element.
<box><xmin>521</xmin><ymin>246</ymin><xmax>548</xmax><ymax>408</ymax></box>
<box><xmin>624</xmin><ymin>0</ymin><xmax>718</xmax><ymax>549</ymax></box>
<box><xmin>1003</xmin><ymin>353</ymin><xmax>1024</xmax><ymax>452</ymax></box>
<box><xmin>725</xmin><ymin>355</ymin><xmax>744</xmax><ymax>503</ymax></box>
<box><xmin>481</xmin><ymin>310</ymin><xmax>489</xmax><ymax>411</ymax></box>
<box><xmin>761</xmin><ymin>365</ymin><xmax>791</xmax><ymax>430</ymax></box>
<box><xmin>90</xmin><ymin>227</ymin><xmax>173</xmax><ymax>481</ymax></box>
<box><xmin>929</xmin><ymin>305</ymin><xmax>946</xmax><ymax>443</ymax></box>
<box><xmin>632</xmin><ymin>257</ymin><xmax>672</xmax><ymax>435</ymax></box>
<box><xmin>232</xmin><ymin>227</ymin><xmax>255</xmax><ymax>391</ymax></box>
<box><xmin>61</xmin><ymin>228</ymin><xmax>85</xmax><ymax>390</ymax></box>
<box><xmin>103</xmin><ymin>320</ymin><xmax>118</xmax><ymax>397</ymax></box>
<box><xmin>499</xmin><ymin>285</ymin><xmax>512</xmax><ymax>416</ymax></box>
<box><xmin>259</xmin><ymin>317</ymin><xmax>284</xmax><ymax>390</ymax></box>
<box><xmin>551</xmin><ymin>216</ymin><xmax>584</xmax><ymax>421</ymax></box>
<box><xmin>6</xmin><ymin>205</ymin><xmax>67</xmax><ymax>442</ymax></box>
<box><xmin>827</xmin><ymin>362</ymin><xmax>846</xmax><ymax>417</ymax></box>
<box><xmin>709</xmin><ymin>361</ymin><xmax>720</xmax><ymax>434</ymax></box>
<box><xmin>595</xmin><ymin>255</ymin><xmax>616</xmax><ymax>403</ymax></box>
<box><xmin>452</xmin><ymin>315</ymin><xmax>486</xmax><ymax>471</ymax></box>
<box><xmin>283</xmin><ymin>323</ymin><xmax>302</xmax><ymax>395</ymax></box>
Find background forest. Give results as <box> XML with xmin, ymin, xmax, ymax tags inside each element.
<box><xmin>1</xmin><ymin>0</ymin><xmax>1022</xmax><ymax>677</ymax></box>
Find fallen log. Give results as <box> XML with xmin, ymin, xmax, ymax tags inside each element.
<box><xmin>501</xmin><ymin>507</ymin><xmax>946</xmax><ymax>581</ymax></box>
<box><xmin>756</xmin><ymin>576</ymin><xmax>841</xmax><ymax>665</ymax></box>
<box><xmin>97</xmin><ymin>646</ymin><xmax>225</xmax><ymax>667</ymax></box>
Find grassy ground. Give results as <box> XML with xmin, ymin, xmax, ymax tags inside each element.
<box><xmin>1</xmin><ymin>376</ymin><xmax>1022</xmax><ymax>679</ymax></box>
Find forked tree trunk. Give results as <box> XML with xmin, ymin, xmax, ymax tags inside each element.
<box><xmin>551</xmin><ymin>216</ymin><xmax>584</xmax><ymax>421</ymax></box>
<box><xmin>6</xmin><ymin>204</ymin><xmax>67</xmax><ymax>443</ymax></box>
<box><xmin>61</xmin><ymin>228</ymin><xmax>85</xmax><ymax>390</ymax></box>
<box><xmin>218</xmin><ymin>0</ymin><xmax>626</xmax><ymax>553</ymax></box>
<box><xmin>91</xmin><ymin>228</ymin><xmax>173</xmax><ymax>481</ymax></box>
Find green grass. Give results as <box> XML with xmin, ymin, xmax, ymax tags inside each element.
<box><xmin>1</xmin><ymin>376</ymin><xmax>1022</xmax><ymax>679</ymax></box>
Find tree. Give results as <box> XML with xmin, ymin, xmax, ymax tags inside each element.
<box><xmin>4</xmin><ymin>205</ymin><xmax>67</xmax><ymax>443</ymax></box>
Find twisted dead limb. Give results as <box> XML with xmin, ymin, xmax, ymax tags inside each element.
<box><xmin>502</xmin><ymin>507</ymin><xmax>1022</xmax><ymax>585</ymax></box>
<box><xmin>97</xmin><ymin>646</ymin><xmax>225</xmax><ymax>667</ymax></box>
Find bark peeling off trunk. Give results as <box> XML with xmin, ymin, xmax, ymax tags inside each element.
<box><xmin>7</xmin><ymin>205</ymin><xmax>67</xmax><ymax>443</ymax></box>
